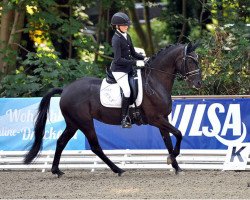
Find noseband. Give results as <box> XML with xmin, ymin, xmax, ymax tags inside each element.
<box><xmin>180</xmin><ymin>45</ymin><xmax>200</xmax><ymax>81</ymax></box>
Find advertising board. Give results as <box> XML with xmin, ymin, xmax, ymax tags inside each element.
<box><xmin>0</xmin><ymin>97</ymin><xmax>249</xmax><ymax>169</ymax></box>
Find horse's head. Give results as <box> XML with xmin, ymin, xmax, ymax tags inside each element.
<box><xmin>175</xmin><ymin>43</ymin><xmax>202</xmax><ymax>89</ymax></box>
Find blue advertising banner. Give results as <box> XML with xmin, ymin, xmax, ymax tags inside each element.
<box><xmin>0</xmin><ymin>97</ymin><xmax>249</xmax><ymax>151</ymax></box>
<box><xmin>0</xmin><ymin>98</ymin><xmax>86</xmax><ymax>151</ymax></box>
<box><xmin>170</xmin><ymin>98</ymin><xmax>250</xmax><ymax>149</ymax></box>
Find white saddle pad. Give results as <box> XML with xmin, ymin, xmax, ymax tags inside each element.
<box><xmin>100</xmin><ymin>69</ymin><xmax>143</xmax><ymax>108</ymax></box>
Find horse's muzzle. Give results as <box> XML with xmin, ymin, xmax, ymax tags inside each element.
<box><xmin>193</xmin><ymin>80</ymin><xmax>202</xmax><ymax>89</ymax></box>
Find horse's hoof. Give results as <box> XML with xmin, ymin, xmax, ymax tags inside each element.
<box><xmin>57</xmin><ymin>171</ymin><xmax>65</xmax><ymax>178</ymax></box>
<box><xmin>118</xmin><ymin>169</ymin><xmax>126</xmax><ymax>176</ymax></box>
<box><xmin>175</xmin><ymin>168</ymin><xmax>184</xmax><ymax>175</ymax></box>
<box><xmin>167</xmin><ymin>155</ymin><xmax>173</xmax><ymax>165</ymax></box>
<box><xmin>51</xmin><ymin>169</ymin><xmax>65</xmax><ymax>178</ymax></box>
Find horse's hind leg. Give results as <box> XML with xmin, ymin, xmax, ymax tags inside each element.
<box><xmin>77</xmin><ymin>119</ymin><xmax>125</xmax><ymax>176</ymax></box>
<box><xmin>160</xmin><ymin>128</ymin><xmax>183</xmax><ymax>174</ymax></box>
<box><xmin>51</xmin><ymin>124</ymin><xmax>77</xmax><ymax>177</ymax></box>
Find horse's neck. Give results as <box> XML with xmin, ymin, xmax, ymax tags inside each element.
<box><xmin>147</xmin><ymin>53</ymin><xmax>177</xmax><ymax>94</ymax></box>
<box><xmin>141</xmin><ymin>67</ymin><xmax>174</xmax><ymax>104</ymax></box>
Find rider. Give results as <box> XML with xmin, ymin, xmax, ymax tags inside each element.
<box><xmin>110</xmin><ymin>12</ymin><xmax>145</xmax><ymax>128</ymax></box>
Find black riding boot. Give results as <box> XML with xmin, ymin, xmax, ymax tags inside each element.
<box><xmin>121</xmin><ymin>97</ymin><xmax>131</xmax><ymax>128</ymax></box>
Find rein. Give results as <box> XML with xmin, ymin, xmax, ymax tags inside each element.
<box><xmin>143</xmin><ymin>45</ymin><xmax>200</xmax><ymax>95</ymax></box>
<box><xmin>144</xmin><ymin>63</ymin><xmax>176</xmax><ymax>76</ymax></box>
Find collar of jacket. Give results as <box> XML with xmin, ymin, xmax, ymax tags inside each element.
<box><xmin>116</xmin><ymin>29</ymin><xmax>127</xmax><ymax>39</ymax></box>
<box><xmin>115</xmin><ymin>30</ymin><xmax>130</xmax><ymax>44</ymax></box>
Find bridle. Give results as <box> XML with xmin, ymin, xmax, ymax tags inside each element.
<box><xmin>180</xmin><ymin>45</ymin><xmax>200</xmax><ymax>81</ymax></box>
<box><xmin>144</xmin><ymin>45</ymin><xmax>200</xmax><ymax>80</ymax></box>
<box><xmin>143</xmin><ymin>44</ymin><xmax>200</xmax><ymax>95</ymax></box>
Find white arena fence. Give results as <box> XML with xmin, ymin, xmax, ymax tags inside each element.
<box><xmin>0</xmin><ymin>149</ymin><xmax>250</xmax><ymax>172</ymax></box>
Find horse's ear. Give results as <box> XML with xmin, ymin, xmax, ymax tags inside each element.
<box><xmin>186</xmin><ymin>41</ymin><xmax>199</xmax><ymax>53</ymax></box>
<box><xmin>186</xmin><ymin>42</ymin><xmax>193</xmax><ymax>53</ymax></box>
<box><xmin>192</xmin><ymin>41</ymin><xmax>199</xmax><ymax>51</ymax></box>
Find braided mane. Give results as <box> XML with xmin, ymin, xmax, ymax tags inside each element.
<box><xmin>146</xmin><ymin>44</ymin><xmax>181</xmax><ymax>64</ymax></box>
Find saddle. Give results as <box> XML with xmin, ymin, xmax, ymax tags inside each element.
<box><xmin>100</xmin><ymin>67</ymin><xmax>144</xmax><ymax>125</ymax></box>
<box><xmin>106</xmin><ymin>67</ymin><xmax>139</xmax><ymax>105</ymax></box>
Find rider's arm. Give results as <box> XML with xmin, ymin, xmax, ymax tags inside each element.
<box><xmin>128</xmin><ymin>35</ymin><xmax>145</xmax><ymax>60</ymax></box>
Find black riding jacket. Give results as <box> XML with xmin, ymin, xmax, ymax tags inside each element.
<box><xmin>110</xmin><ymin>30</ymin><xmax>145</xmax><ymax>73</ymax></box>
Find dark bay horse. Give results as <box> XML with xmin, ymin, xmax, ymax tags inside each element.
<box><xmin>24</xmin><ymin>43</ymin><xmax>202</xmax><ymax>177</ymax></box>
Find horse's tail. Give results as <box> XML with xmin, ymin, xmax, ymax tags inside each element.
<box><xmin>24</xmin><ymin>88</ymin><xmax>63</xmax><ymax>164</ymax></box>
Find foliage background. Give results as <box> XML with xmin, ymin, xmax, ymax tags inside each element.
<box><xmin>0</xmin><ymin>0</ymin><xmax>249</xmax><ymax>97</ymax></box>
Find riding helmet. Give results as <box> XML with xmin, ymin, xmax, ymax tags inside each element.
<box><xmin>111</xmin><ymin>12</ymin><xmax>131</xmax><ymax>26</ymax></box>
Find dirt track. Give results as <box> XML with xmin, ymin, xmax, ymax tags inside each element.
<box><xmin>0</xmin><ymin>169</ymin><xmax>250</xmax><ymax>199</ymax></box>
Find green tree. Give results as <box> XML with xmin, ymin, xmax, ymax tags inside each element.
<box><xmin>0</xmin><ymin>0</ymin><xmax>249</xmax><ymax>97</ymax></box>
<box><xmin>160</xmin><ymin>0</ymin><xmax>249</xmax><ymax>95</ymax></box>
<box><xmin>197</xmin><ymin>0</ymin><xmax>250</xmax><ymax>95</ymax></box>
<box><xmin>0</xmin><ymin>0</ymin><xmax>107</xmax><ymax>97</ymax></box>
<box><xmin>0</xmin><ymin>0</ymin><xmax>26</xmax><ymax>75</ymax></box>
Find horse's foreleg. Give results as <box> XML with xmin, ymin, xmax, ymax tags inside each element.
<box><xmin>51</xmin><ymin>125</ymin><xmax>77</xmax><ymax>177</ymax></box>
<box><xmin>78</xmin><ymin>120</ymin><xmax>125</xmax><ymax>176</ymax></box>
<box><xmin>157</xmin><ymin>117</ymin><xmax>182</xmax><ymax>157</ymax></box>
<box><xmin>160</xmin><ymin>128</ymin><xmax>183</xmax><ymax>174</ymax></box>
<box><xmin>153</xmin><ymin>117</ymin><xmax>182</xmax><ymax>173</ymax></box>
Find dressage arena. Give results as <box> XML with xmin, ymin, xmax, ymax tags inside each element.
<box><xmin>0</xmin><ymin>169</ymin><xmax>250</xmax><ymax>199</ymax></box>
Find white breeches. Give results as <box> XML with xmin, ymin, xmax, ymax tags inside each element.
<box><xmin>112</xmin><ymin>72</ymin><xmax>131</xmax><ymax>98</ymax></box>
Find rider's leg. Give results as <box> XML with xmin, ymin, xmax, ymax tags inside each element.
<box><xmin>112</xmin><ymin>72</ymin><xmax>131</xmax><ymax>128</ymax></box>
<box><xmin>121</xmin><ymin>95</ymin><xmax>131</xmax><ymax>128</ymax></box>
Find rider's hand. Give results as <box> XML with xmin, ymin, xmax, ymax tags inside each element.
<box><xmin>136</xmin><ymin>60</ymin><xmax>145</xmax><ymax>68</ymax></box>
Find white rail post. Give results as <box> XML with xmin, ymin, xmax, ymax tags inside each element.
<box><xmin>42</xmin><ymin>151</ymin><xmax>51</xmax><ymax>172</ymax></box>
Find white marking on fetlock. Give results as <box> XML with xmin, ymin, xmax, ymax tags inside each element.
<box><xmin>167</xmin><ymin>156</ymin><xmax>173</xmax><ymax>165</ymax></box>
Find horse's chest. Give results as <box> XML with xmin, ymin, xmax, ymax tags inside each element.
<box><xmin>145</xmin><ymin>99</ymin><xmax>171</xmax><ymax>116</ymax></box>
<box><xmin>157</xmin><ymin>95</ymin><xmax>172</xmax><ymax>108</ymax></box>
<box><xmin>160</xmin><ymin>103</ymin><xmax>172</xmax><ymax>115</ymax></box>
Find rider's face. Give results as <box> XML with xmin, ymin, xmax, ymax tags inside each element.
<box><xmin>118</xmin><ymin>25</ymin><xmax>128</xmax><ymax>32</ymax></box>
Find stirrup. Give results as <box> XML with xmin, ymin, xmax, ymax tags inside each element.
<box><xmin>122</xmin><ymin>115</ymin><xmax>132</xmax><ymax>128</ymax></box>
